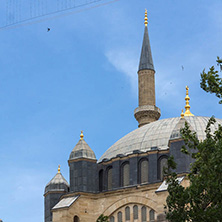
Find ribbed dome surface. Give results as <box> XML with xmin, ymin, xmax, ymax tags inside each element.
<box><xmin>98</xmin><ymin>116</ymin><xmax>222</xmax><ymax>162</ymax></box>
<box><xmin>45</xmin><ymin>172</ymin><xmax>69</xmax><ymax>194</ymax></box>
<box><xmin>69</xmin><ymin>139</ymin><xmax>96</xmax><ymax>160</ymax></box>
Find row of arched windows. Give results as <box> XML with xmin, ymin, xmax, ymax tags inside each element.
<box><xmin>73</xmin><ymin>207</ymin><xmax>155</xmax><ymax>222</ymax></box>
<box><xmin>110</xmin><ymin>205</ymin><xmax>155</xmax><ymax>222</ymax></box>
<box><xmin>99</xmin><ymin>157</ymin><xmax>167</xmax><ymax>191</ymax></box>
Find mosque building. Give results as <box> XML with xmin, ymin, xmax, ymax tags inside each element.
<box><xmin>44</xmin><ymin>10</ymin><xmax>222</xmax><ymax>222</ymax></box>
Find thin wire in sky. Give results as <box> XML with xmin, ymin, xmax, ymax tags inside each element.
<box><xmin>0</xmin><ymin>0</ymin><xmax>119</xmax><ymax>31</ymax></box>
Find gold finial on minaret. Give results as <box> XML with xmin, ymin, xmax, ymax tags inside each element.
<box><xmin>80</xmin><ymin>130</ymin><xmax>84</xmax><ymax>140</ymax></box>
<box><xmin>181</xmin><ymin>109</ymin><xmax>184</xmax><ymax>118</ymax></box>
<box><xmin>184</xmin><ymin>86</ymin><xmax>194</xmax><ymax>116</ymax></box>
<box><xmin>58</xmin><ymin>165</ymin><xmax>61</xmax><ymax>173</ymax></box>
<box><xmin>144</xmin><ymin>9</ymin><xmax>148</xmax><ymax>27</ymax></box>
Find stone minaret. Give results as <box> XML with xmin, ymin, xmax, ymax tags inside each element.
<box><xmin>134</xmin><ymin>10</ymin><xmax>161</xmax><ymax>127</ymax></box>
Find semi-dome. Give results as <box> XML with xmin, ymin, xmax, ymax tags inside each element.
<box><xmin>44</xmin><ymin>166</ymin><xmax>69</xmax><ymax>194</ymax></box>
<box><xmin>98</xmin><ymin>116</ymin><xmax>222</xmax><ymax>162</ymax></box>
<box><xmin>69</xmin><ymin>131</ymin><xmax>96</xmax><ymax>161</ymax></box>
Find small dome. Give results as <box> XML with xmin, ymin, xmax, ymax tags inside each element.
<box><xmin>69</xmin><ymin>131</ymin><xmax>96</xmax><ymax>160</ymax></box>
<box><xmin>44</xmin><ymin>166</ymin><xmax>69</xmax><ymax>194</ymax></box>
<box><xmin>98</xmin><ymin>116</ymin><xmax>222</xmax><ymax>162</ymax></box>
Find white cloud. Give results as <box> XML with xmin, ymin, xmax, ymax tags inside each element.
<box><xmin>105</xmin><ymin>47</ymin><xmax>183</xmax><ymax>109</ymax></box>
<box><xmin>105</xmin><ymin>48</ymin><xmax>138</xmax><ymax>92</ymax></box>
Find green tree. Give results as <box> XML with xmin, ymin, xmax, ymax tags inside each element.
<box><xmin>165</xmin><ymin>57</ymin><xmax>222</xmax><ymax>221</ymax></box>
<box><xmin>96</xmin><ymin>214</ymin><xmax>109</xmax><ymax>222</ymax></box>
<box><xmin>200</xmin><ymin>57</ymin><xmax>222</xmax><ymax>103</ymax></box>
<box><xmin>165</xmin><ymin>118</ymin><xmax>222</xmax><ymax>221</ymax></box>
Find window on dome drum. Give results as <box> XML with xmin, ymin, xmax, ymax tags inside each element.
<box><xmin>107</xmin><ymin>167</ymin><xmax>113</xmax><ymax>190</ymax></box>
<box><xmin>149</xmin><ymin>209</ymin><xmax>155</xmax><ymax>221</ymax></box>
<box><xmin>158</xmin><ymin>157</ymin><xmax>168</xmax><ymax>180</ymax></box>
<box><xmin>121</xmin><ymin>162</ymin><xmax>130</xmax><ymax>187</ymax></box>
<box><xmin>125</xmin><ymin>206</ymin><xmax>130</xmax><ymax>221</ymax></box>
<box><xmin>73</xmin><ymin>216</ymin><xmax>79</xmax><ymax>222</ymax></box>
<box><xmin>117</xmin><ymin>211</ymin><xmax>122</xmax><ymax>222</ymax></box>
<box><xmin>110</xmin><ymin>216</ymin><xmax>115</xmax><ymax>222</ymax></box>
<box><xmin>133</xmin><ymin>205</ymin><xmax>138</xmax><ymax>219</ymax></box>
<box><xmin>141</xmin><ymin>206</ymin><xmax>147</xmax><ymax>222</ymax></box>
<box><xmin>99</xmin><ymin>169</ymin><xmax>103</xmax><ymax>192</ymax></box>
<box><xmin>140</xmin><ymin>159</ymin><xmax>148</xmax><ymax>183</ymax></box>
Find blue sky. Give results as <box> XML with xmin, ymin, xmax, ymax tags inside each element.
<box><xmin>0</xmin><ymin>0</ymin><xmax>222</xmax><ymax>221</ymax></box>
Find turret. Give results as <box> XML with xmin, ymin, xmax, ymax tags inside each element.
<box><xmin>68</xmin><ymin>131</ymin><xmax>97</xmax><ymax>193</ymax></box>
<box><xmin>169</xmin><ymin>86</ymin><xmax>195</xmax><ymax>174</ymax></box>
<box><xmin>44</xmin><ymin>165</ymin><xmax>69</xmax><ymax>222</ymax></box>
<box><xmin>134</xmin><ymin>10</ymin><xmax>161</xmax><ymax>127</ymax></box>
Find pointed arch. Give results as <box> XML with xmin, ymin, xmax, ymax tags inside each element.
<box><xmin>149</xmin><ymin>209</ymin><xmax>155</xmax><ymax>221</ymax></box>
<box><xmin>133</xmin><ymin>205</ymin><xmax>138</xmax><ymax>219</ymax></box>
<box><xmin>106</xmin><ymin>166</ymin><xmax>113</xmax><ymax>190</ymax></box>
<box><xmin>73</xmin><ymin>215</ymin><xmax>79</xmax><ymax>222</ymax></box>
<box><xmin>158</xmin><ymin>156</ymin><xmax>168</xmax><ymax>180</ymax></box>
<box><xmin>121</xmin><ymin>162</ymin><xmax>130</xmax><ymax>187</ymax></box>
<box><xmin>125</xmin><ymin>206</ymin><xmax>130</xmax><ymax>220</ymax></box>
<box><xmin>117</xmin><ymin>211</ymin><xmax>122</xmax><ymax>222</ymax></box>
<box><xmin>99</xmin><ymin>169</ymin><xmax>104</xmax><ymax>192</ymax></box>
<box><xmin>141</xmin><ymin>206</ymin><xmax>147</xmax><ymax>222</ymax></box>
<box><xmin>139</xmin><ymin>158</ymin><xmax>149</xmax><ymax>184</ymax></box>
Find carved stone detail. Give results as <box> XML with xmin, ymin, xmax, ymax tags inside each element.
<box><xmin>134</xmin><ymin>105</ymin><xmax>161</xmax><ymax>127</ymax></box>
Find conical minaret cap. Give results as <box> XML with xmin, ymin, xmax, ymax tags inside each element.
<box><xmin>138</xmin><ymin>9</ymin><xmax>155</xmax><ymax>72</ymax></box>
<box><xmin>69</xmin><ymin>131</ymin><xmax>96</xmax><ymax>160</ymax></box>
<box><xmin>44</xmin><ymin>165</ymin><xmax>69</xmax><ymax>194</ymax></box>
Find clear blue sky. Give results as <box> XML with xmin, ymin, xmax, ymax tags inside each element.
<box><xmin>0</xmin><ymin>0</ymin><xmax>222</xmax><ymax>221</ymax></box>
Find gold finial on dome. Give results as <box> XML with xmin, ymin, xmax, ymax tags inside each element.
<box><xmin>144</xmin><ymin>9</ymin><xmax>148</xmax><ymax>27</ymax></box>
<box><xmin>184</xmin><ymin>86</ymin><xmax>194</xmax><ymax>116</ymax></box>
<box><xmin>58</xmin><ymin>165</ymin><xmax>61</xmax><ymax>173</ymax></box>
<box><xmin>181</xmin><ymin>109</ymin><xmax>184</xmax><ymax>118</ymax></box>
<box><xmin>80</xmin><ymin>130</ymin><xmax>84</xmax><ymax>140</ymax></box>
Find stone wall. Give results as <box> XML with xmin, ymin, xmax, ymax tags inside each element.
<box><xmin>52</xmin><ymin>181</ymin><xmax>174</xmax><ymax>222</ymax></box>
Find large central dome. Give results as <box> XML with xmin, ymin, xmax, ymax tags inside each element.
<box><xmin>98</xmin><ymin>116</ymin><xmax>222</xmax><ymax>162</ymax></box>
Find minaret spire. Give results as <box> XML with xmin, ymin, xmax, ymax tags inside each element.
<box><xmin>138</xmin><ymin>9</ymin><xmax>154</xmax><ymax>71</ymax></box>
<box><xmin>134</xmin><ymin>10</ymin><xmax>161</xmax><ymax>127</ymax></box>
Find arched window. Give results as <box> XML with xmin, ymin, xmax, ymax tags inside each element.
<box><xmin>110</xmin><ymin>216</ymin><xmax>115</xmax><ymax>222</ymax></box>
<box><xmin>133</xmin><ymin>205</ymin><xmax>138</xmax><ymax>219</ymax></box>
<box><xmin>158</xmin><ymin>157</ymin><xmax>168</xmax><ymax>180</ymax></box>
<box><xmin>141</xmin><ymin>206</ymin><xmax>147</xmax><ymax>222</ymax></box>
<box><xmin>117</xmin><ymin>211</ymin><xmax>122</xmax><ymax>222</ymax></box>
<box><xmin>121</xmin><ymin>162</ymin><xmax>130</xmax><ymax>187</ymax></box>
<box><xmin>125</xmin><ymin>206</ymin><xmax>130</xmax><ymax>221</ymax></box>
<box><xmin>74</xmin><ymin>215</ymin><xmax>79</xmax><ymax>222</ymax></box>
<box><xmin>99</xmin><ymin>170</ymin><xmax>103</xmax><ymax>192</ymax></box>
<box><xmin>140</xmin><ymin>159</ymin><xmax>148</xmax><ymax>183</ymax></box>
<box><xmin>149</xmin><ymin>209</ymin><xmax>155</xmax><ymax>221</ymax></box>
<box><xmin>107</xmin><ymin>167</ymin><xmax>113</xmax><ymax>190</ymax></box>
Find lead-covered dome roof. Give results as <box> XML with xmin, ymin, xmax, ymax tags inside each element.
<box><xmin>98</xmin><ymin>116</ymin><xmax>222</xmax><ymax>162</ymax></box>
<box><xmin>44</xmin><ymin>167</ymin><xmax>69</xmax><ymax>194</ymax></box>
<box><xmin>69</xmin><ymin>131</ymin><xmax>96</xmax><ymax>161</ymax></box>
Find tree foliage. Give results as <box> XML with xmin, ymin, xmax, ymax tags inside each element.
<box><xmin>200</xmin><ymin>57</ymin><xmax>222</xmax><ymax>103</ymax></box>
<box><xmin>165</xmin><ymin>118</ymin><xmax>222</xmax><ymax>221</ymax></box>
<box><xmin>96</xmin><ymin>214</ymin><xmax>109</xmax><ymax>222</ymax></box>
